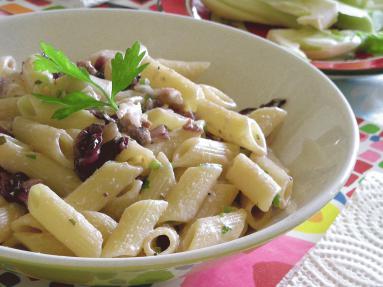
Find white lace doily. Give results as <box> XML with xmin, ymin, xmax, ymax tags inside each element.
<box><xmin>278</xmin><ymin>171</ymin><xmax>383</xmax><ymax>287</ymax></box>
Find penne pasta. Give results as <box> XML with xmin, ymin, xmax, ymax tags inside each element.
<box><xmin>250</xmin><ymin>154</ymin><xmax>293</xmax><ymax>209</ymax></box>
<box><xmin>11</xmin><ymin>213</ymin><xmax>45</xmax><ymax>233</ymax></box>
<box><xmin>0</xmin><ymin>203</ymin><xmax>26</xmax><ymax>243</ymax></box>
<box><xmin>0</xmin><ymin>134</ymin><xmax>80</xmax><ymax>197</ymax></box>
<box><xmin>139</xmin><ymin>152</ymin><xmax>176</xmax><ymax>201</ymax></box>
<box><xmin>0</xmin><ymin>97</ymin><xmax>20</xmax><ymax>121</ymax></box>
<box><xmin>81</xmin><ymin>211</ymin><xmax>117</xmax><ymax>242</ymax></box>
<box><xmin>157</xmin><ymin>58</ymin><xmax>210</xmax><ymax>81</ymax></box>
<box><xmin>147</xmin><ymin>128</ymin><xmax>202</xmax><ymax>159</ymax></box>
<box><xmin>247</xmin><ymin>107</ymin><xmax>287</xmax><ymax>137</ymax></box>
<box><xmin>12</xmin><ymin>117</ymin><xmax>74</xmax><ymax>168</ymax></box>
<box><xmin>200</xmin><ymin>84</ymin><xmax>237</xmax><ymax>110</ymax></box>
<box><xmin>196</xmin><ymin>98</ymin><xmax>267</xmax><ymax>155</ymax></box>
<box><xmin>102</xmin><ymin>200</ymin><xmax>168</xmax><ymax>257</ymax></box>
<box><xmin>145</xmin><ymin>108</ymin><xmax>189</xmax><ymax>131</ymax></box>
<box><xmin>102</xmin><ymin>180</ymin><xmax>142</xmax><ymax>220</ymax></box>
<box><xmin>116</xmin><ymin>140</ymin><xmax>156</xmax><ymax>172</ymax></box>
<box><xmin>141</xmin><ymin>56</ymin><xmax>204</xmax><ymax>111</ymax></box>
<box><xmin>172</xmin><ymin>137</ymin><xmax>239</xmax><ymax>168</ymax></box>
<box><xmin>143</xmin><ymin>226</ymin><xmax>180</xmax><ymax>256</ymax></box>
<box><xmin>180</xmin><ymin>209</ymin><xmax>247</xmax><ymax>251</ymax></box>
<box><xmin>159</xmin><ymin>164</ymin><xmax>222</xmax><ymax>223</ymax></box>
<box><xmin>194</xmin><ymin>183</ymin><xmax>239</xmax><ymax>220</ymax></box>
<box><xmin>65</xmin><ymin>161</ymin><xmax>142</xmax><ymax>211</ymax></box>
<box><xmin>240</xmin><ymin>194</ymin><xmax>274</xmax><ymax>230</ymax></box>
<box><xmin>226</xmin><ymin>154</ymin><xmax>281</xmax><ymax>212</ymax></box>
<box><xmin>28</xmin><ymin>184</ymin><xmax>103</xmax><ymax>257</ymax></box>
<box><xmin>0</xmin><ymin>56</ymin><xmax>17</xmax><ymax>76</ymax></box>
<box><xmin>14</xmin><ymin>231</ymin><xmax>75</xmax><ymax>256</ymax></box>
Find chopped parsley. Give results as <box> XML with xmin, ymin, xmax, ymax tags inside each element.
<box><xmin>0</xmin><ymin>136</ymin><xmax>6</xmax><ymax>145</ymax></box>
<box><xmin>272</xmin><ymin>194</ymin><xmax>280</xmax><ymax>208</ymax></box>
<box><xmin>221</xmin><ymin>225</ymin><xmax>232</xmax><ymax>235</ymax></box>
<box><xmin>149</xmin><ymin>160</ymin><xmax>162</xmax><ymax>170</ymax></box>
<box><xmin>25</xmin><ymin>154</ymin><xmax>37</xmax><ymax>160</ymax></box>
<box><xmin>153</xmin><ymin>246</ymin><xmax>162</xmax><ymax>255</ymax></box>
<box><xmin>223</xmin><ymin>206</ymin><xmax>234</xmax><ymax>213</ymax></box>
<box><xmin>68</xmin><ymin>218</ymin><xmax>76</xmax><ymax>226</ymax></box>
<box><xmin>142</xmin><ymin>179</ymin><xmax>150</xmax><ymax>189</ymax></box>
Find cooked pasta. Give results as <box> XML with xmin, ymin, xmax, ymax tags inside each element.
<box><xmin>180</xmin><ymin>209</ymin><xmax>247</xmax><ymax>251</ymax></box>
<box><xmin>28</xmin><ymin>184</ymin><xmax>103</xmax><ymax>257</ymax></box>
<box><xmin>142</xmin><ymin>226</ymin><xmax>180</xmax><ymax>256</ymax></box>
<box><xmin>0</xmin><ymin>42</ymin><xmax>292</xmax><ymax>257</ymax></box>
<box><xmin>102</xmin><ymin>200</ymin><xmax>168</xmax><ymax>257</ymax></box>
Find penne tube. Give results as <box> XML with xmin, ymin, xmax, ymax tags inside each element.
<box><xmin>250</xmin><ymin>154</ymin><xmax>293</xmax><ymax>209</ymax></box>
<box><xmin>147</xmin><ymin>128</ymin><xmax>202</xmax><ymax>159</ymax></box>
<box><xmin>0</xmin><ymin>203</ymin><xmax>26</xmax><ymax>243</ymax></box>
<box><xmin>2</xmin><ymin>235</ymin><xmax>20</xmax><ymax>248</ymax></box>
<box><xmin>196</xmin><ymin>98</ymin><xmax>266</xmax><ymax>155</ymax></box>
<box><xmin>139</xmin><ymin>152</ymin><xmax>176</xmax><ymax>201</ymax></box>
<box><xmin>0</xmin><ymin>97</ymin><xmax>20</xmax><ymax>121</ymax></box>
<box><xmin>0</xmin><ymin>56</ymin><xmax>17</xmax><ymax>76</ymax></box>
<box><xmin>159</xmin><ymin>164</ymin><xmax>222</xmax><ymax>223</ymax></box>
<box><xmin>248</xmin><ymin>107</ymin><xmax>287</xmax><ymax>137</ymax></box>
<box><xmin>200</xmin><ymin>84</ymin><xmax>237</xmax><ymax>109</ymax></box>
<box><xmin>116</xmin><ymin>140</ymin><xmax>156</xmax><ymax>172</ymax></box>
<box><xmin>81</xmin><ymin>211</ymin><xmax>117</xmax><ymax>242</ymax></box>
<box><xmin>145</xmin><ymin>108</ymin><xmax>189</xmax><ymax>130</ymax></box>
<box><xmin>143</xmin><ymin>226</ymin><xmax>180</xmax><ymax>256</ymax></box>
<box><xmin>141</xmin><ymin>56</ymin><xmax>204</xmax><ymax>111</ymax></box>
<box><xmin>28</xmin><ymin>184</ymin><xmax>103</xmax><ymax>257</ymax></box>
<box><xmin>226</xmin><ymin>154</ymin><xmax>281</xmax><ymax>212</ymax></box>
<box><xmin>65</xmin><ymin>161</ymin><xmax>142</xmax><ymax>211</ymax></box>
<box><xmin>14</xmin><ymin>231</ymin><xmax>75</xmax><ymax>256</ymax></box>
<box><xmin>240</xmin><ymin>194</ymin><xmax>274</xmax><ymax>230</ymax></box>
<box><xmin>172</xmin><ymin>137</ymin><xmax>239</xmax><ymax>168</ymax></box>
<box><xmin>180</xmin><ymin>209</ymin><xmax>247</xmax><ymax>251</ymax></box>
<box><xmin>0</xmin><ymin>134</ymin><xmax>81</xmax><ymax>197</ymax></box>
<box><xmin>195</xmin><ymin>183</ymin><xmax>239</xmax><ymax>219</ymax></box>
<box><xmin>11</xmin><ymin>213</ymin><xmax>45</xmax><ymax>233</ymax></box>
<box><xmin>12</xmin><ymin>117</ymin><xmax>74</xmax><ymax>168</ymax></box>
<box><xmin>102</xmin><ymin>180</ymin><xmax>142</xmax><ymax>220</ymax></box>
<box><xmin>102</xmin><ymin>200</ymin><xmax>168</xmax><ymax>257</ymax></box>
<box><xmin>156</xmin><ymin>58</ymin><xmax>210</xmax><ymax>81</ymax></box>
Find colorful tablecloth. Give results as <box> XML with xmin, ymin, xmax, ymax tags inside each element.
<box><xmin>0</xmin><ymin>1</ymin><xmax>383</xmax><ymax>287</ymax></box>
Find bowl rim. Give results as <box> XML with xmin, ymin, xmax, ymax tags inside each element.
<box><xmin>0</xmin><ymin>8</ymin><xmax>359</xmax><ymax>269</ymax></box>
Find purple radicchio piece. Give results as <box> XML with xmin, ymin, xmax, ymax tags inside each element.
<box><xmin>0</xmin><ymin>167</ymin><xmax>42</xmax><ymax>206</ymax></box>
<box><xmin>74</xmin><ymin>124</ymin><xmax>129</xmax><ymax>181</ymax></box>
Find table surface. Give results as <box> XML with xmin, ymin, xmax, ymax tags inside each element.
<box><xmin>0</xmin><ymin>1</ymin><xmax>382</xmax><ymax>287</ymax></box>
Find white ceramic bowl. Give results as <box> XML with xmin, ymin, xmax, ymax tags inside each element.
<box><xmin>0</xmin><ymin>9</ymin><xmax>359</xmax><ymax>286</ymax></box>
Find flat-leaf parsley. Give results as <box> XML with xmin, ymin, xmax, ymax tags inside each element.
<box><xmin>33</xmin><ymin>41</ymin><xmax>148</xmax><ymax>119</ymax></box>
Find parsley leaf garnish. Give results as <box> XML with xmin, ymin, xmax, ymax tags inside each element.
<box><xmin>34</xmin><ymin>92</ymin><xmax>107</xmax><ymax>120</ymax></box>
<box><xmin>111</xmin><ymin>41</ymin><xmax>149</xmax><ymax>101</ymax></box>
<box><xmin>33</xmin><ymin>41</ymin><xmax>148</xmax><ymax>119</ymax></box>
<box><xmin>34</xmin><ymin>42</ymin><xmax>91</xmax><ymax>83</ymax></box>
